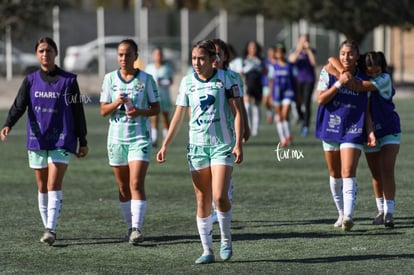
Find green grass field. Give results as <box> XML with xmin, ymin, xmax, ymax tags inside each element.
<box><xmin>1</xmin><ymin>99</ymin><xmax>414</xmax><ymax>274</ymax></box>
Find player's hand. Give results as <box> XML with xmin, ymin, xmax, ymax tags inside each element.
<box><xmin>367</xmin><ymin>132</ymin><xmax>377</xmax><ymax>147</ymax></box>
<box><xmin>156</xmin><ymin>146</ymin><xmax>167</xmax><ymax>163</ymax></box>
<box><xmin>126</xmin><ymin>108</ymin><xmax>137</xmax><ymax>119</ymax></box>
<box><xmin>233</xmin><ymin>145</ymin><xmax>243</xmax><ymax>164</ymax></box>
<box><xmin>0</xmin><ymin>127</ymin><xmax>10</xmax><ymax>142</ymax></box>
<box><xmin>76</xmin><ymin>146</ymin><xmax>89</xmax><ymax>158</ymax></box>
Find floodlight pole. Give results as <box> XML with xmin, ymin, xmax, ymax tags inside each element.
<box><xmin>53</xmin><ymin>6</ymin><xmax>60</xmax><ymax>66</ymax></box>
<box><xmin>180</xmin><ymin>8</ymin><xmax>189</xmax><ymax>75</ymax></box>
<box><xmin>97</xmin><ymin>6</ymin><xmax>105</xmax><ymax>77</ymax></box>
<box><xmin>5</xmin><ymin>25</ymin><xmax>12</xmax><ymax>81</ymax></box>
<box><xmin>218</xmin><ymin>9</ymin><xmax>228</xmax><ymax>42</ymax></box>
<box><xmin>256</xmin><ymin>14</ymin><xmax>264</xmax><ymax>47</ymax></box>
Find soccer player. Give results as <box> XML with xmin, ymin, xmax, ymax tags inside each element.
<box><xmin>315</xmin><ymin>40</ymin><xmax>369</xmax><ymax>231</ymax></box>
<box><xmin>100</xmin><ymin>38</ymin><xmax>160</xmax><ymax>245</ymax></box>
<box><xmin>241</xmin><ymin>40</ymin><xmax>266</xmax><ymax>137</ymax></box>
<box><xmin>325</xmin><ymin>52</ymin><xmax>401</xmax><ymax>228</ymax></box>
<box><xmin>210</xmin><ymin>38</ymin><xmax>250</xmax><ymax>223</ymax></box>
<box><xmin>268</xmin><ymin>43</ymin><xmax>296</xmax><ymax>147</ymax></box>
<box><xmin>288</xmin><ymin>34</ymin><xmax>317</xmax><ymax>136</ymax></box>
<box><xmin>145</xmin><ymin>47</ymin><xmax>174</xmax><ymax>147</ymax></box>
<box><xmin>157</xmin><ymin>39</ymin><xmax>244</xmax><ymax>264</ymax></box>
<box><xmin>0</xmin><ymin>37</ymin><xmax>88</xmax><ymax>245</ymax></box>
<box><xmin>263</xmin><ymin>46</ymin><xmax>277</xmax><ymax>123</ymax></box>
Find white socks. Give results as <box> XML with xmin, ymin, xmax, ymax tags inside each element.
<box><xmin>151</xmin><ymin>128</ymin><xmax>158</xmax><ymax>144</ymax></box>
<box><xmin>275</xmin><ymin>119</ymin><xmax>291</xmax><ymax>142</ymax></box>
<box><xmin>120</xmin><ymin>201</ymin><xmax>132</xmax><ymax>229</ymax></box>
<box><xmin>162</xmin><ymin>128</ymin><xmax>168</xmax><ymax>139</ymax></box>
<box><xmin>343</xmin><ymin>177</ymin><xmax>357</xmax><ymax>218</ymax></box>
<box><xmin>217</xmin><ymin>209</ymin><xmax>232</xmax><ymax>247</ymax></box>
<box><xmin>251</xmin><ymin>104</ymin><xmax>260</xmax><ymax>136</ymax></box>
<box><xmin>197</xmin><ymin>216</ymin><xmax>213</xmax><ymax>255</ymax></box>
<box><xmin>376</xmin><ymin>198</ymin><xmax>394</xmax><ymax>214</ymax></box>
<box><xmin>282</xmin><ymin>120</ymin><xmax>291</xmax><ymax>139</ymax></box>
<box><xmin>329</xmin><ymin>177</ymin><xmax>343</xmax><ymax>216</ymax></box>
<box><xmin>38</xmin><ymin>192</ymin><xmax>48</xmax><ymax>228</ymax></box>
<box><xmin>46</xmin><ymin>190</ymin><xmax>62</xmax><ymax>232</ymax></box>
<box><xmin>275</xmin><ymin>120</ymin><xmax>285</xmax><ymax>141</ymax></box>
<box><xmin>152</xmin><ymin>128</ymin><xmax>168</xmax><ymax>144</ymax></box>
<box><xmin>131</xmin><ymin>200</ymin><xmax>147</xmax><ymax>231</ymax></box>
<box><xmin>197</xmin><ymin>209</ymin><xmax>232</xmax><ymax>255</ymax></box>
<box><xmin>376</xmin><ymin>197</ymin><xmax>384</xmax><ymax>213</ymax></box>
<box><xmin>330</xmin><ymin>177</ymin><xmax>357</xmax><ymax>218</ymax></box>
<box><xmin>384</xmin><ymin>200</ymin><xmax>395</xmax><ymax>214</ymax></box>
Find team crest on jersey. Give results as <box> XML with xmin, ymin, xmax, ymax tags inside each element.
<box><xmin>212</xmin><ymin>79</ymin><xmax>224</xmax><ymax>89</ymax></box>
<box><xmin>200</xmin><ymin>94</ymin><xmax>215</xmax><ymax>111</ymax></box>
<box><xmin>328</xmin><ymin>114</ymin><xmax>341</xmax><ymax>128</ymax></box>
<box><xmin>135</xmin><ymin>81</ymin><xmax>145</xmax><ymax>92</ymax></box>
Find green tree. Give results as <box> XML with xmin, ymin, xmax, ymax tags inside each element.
<box><xmin>227</xmin><ymin>0</ymin><xmax>414</xmax><ymax>44</ymax></box>
<box><xmin>0</xmin><ymin>0</ymin><xmax>69</xmax><ymax>40</ymax></box>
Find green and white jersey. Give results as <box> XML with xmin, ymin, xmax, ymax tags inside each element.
<box><xmin>227</xmin><ymin>69</ymin><xmax>244</xmax><ymax>96</ymax></box>
<box><xmin>370</xmin><ymin>72</ymin><xmax>393</xmax><ymax>99</ymax></box>
<box><xmin>176</xmin><ymin>69</ymin><xmax>241</xmax><ymax>146</ymax></box>
<box><xmin>100</xmin><ymin>69</ymin><xmax>159</xmax><ymax>144</ymax></box>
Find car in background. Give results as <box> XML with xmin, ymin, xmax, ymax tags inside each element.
<box><xmin>0</xmin><ymin>41</ymin><xmax>39</xmax><ymax>75</ymax></box>
<box><xmin>63</xmin><ymin>35</ymin><xmax>180</xmax><ymax>73</ymax></box>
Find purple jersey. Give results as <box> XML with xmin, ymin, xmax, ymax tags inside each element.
<box><xmin>315</xmin><ymin>69</ymin><xmax>369</xmax><ymax>144</ymax></box>
<box><xmin>269</xmin><ymin>62</ymin><xmax>296</xmax><ymax>102</ymax></box>
<box><xmin>26</xmin><ymin>70</ymin><xmax>78</xmax><ymax>153</ymax></box>
<box><xmin>369</xmin><ymin>73</ymin><xmax>401</xmax><ymax>138</ymax></box>
<box><xmin>295</xmin><ymin>50</ymin><xmax>316</xmax><ymax>83</ymax></box>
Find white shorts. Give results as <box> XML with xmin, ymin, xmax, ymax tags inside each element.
<box><xmin>322</xmin><ymin>141</ymin><xmax>363</xmax><ymax>152</ymax></box>
<box><xmin>28</xmin><ymin>149</ymin><xmax>71</xmax><ymax>169</ymax></box>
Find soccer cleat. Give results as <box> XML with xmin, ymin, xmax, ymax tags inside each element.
<box><xmin>123</xmin><ymin>228</ymin><xmax>133</xmax><ymax>242</ymax></box>
<box><xmin>195</xmin><ymin>253</ymin><xmax>215</xmax><ymax>264</ymax></box>
<box><xmin>301</xmin><ymin>127</ymin><xmax>309</xmax><ymax>136</ymax></box>
<box><xmin>342</xmin><ymin>216</ymin><xmax>354</xmax><ymax>232</ymax></box>
<box><xmin>384</xmin><ymin>213</ymin><xmax>395</xmax><ymax>228</ymax></box>
<box><xmin>220</xmin><ymin>243</ymin><xmax>233</xmax><ymax>261</ymax></box>
<box><xmin>333</xmin><ymin>214</ymin><xmax>344</xmax><ymax>228</ymax></box>
<box><xmin>286</xmin><ymin>135</ymin><xmax>293</xmax><ymax>146</ymax></box>
<box><xmin>129</xmin><ymin>228</ymin><xmax>144</xmax><ymax>245</ymax></box>
<box><xmin>372</xmin><ymin>212</ymin><xmax>384</xmax><ymax>225</ymax></box>
<box><xmin>40</xmin><ymin>228</ymin><xmax>56</xmax><ymax>245</ymax></box>
<box><xmin>280</xmin><ymin>139</ymin><xmax>288</xmax><ymax>147</ymax></box>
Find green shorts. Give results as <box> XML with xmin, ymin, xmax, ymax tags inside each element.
<box><xmin>262</xmin><ymin>86</ymin><xmax>270</xmax><ymax>97</ymax></box>
<box><xmin>187</xmin><ymin>143</ymin><xmax>235</xmax><ymax>171</ymax></box>
<box><xmin>108</xmin><ymin>139</ymin><xmax>152</xmax><ymax>166</ymax></box>
<box><xmin>158</xmin><ymin>88</ymin><xmax>172</xmax><ymax>112</ymax></box>
<box><xmin>322</xmin><ymin>141</ymin><xmax>363</xmax><ymax>152</ymax></box>
<box><xmin>28</xmin><ymin>149</ymin><xmax>71</xmax><ymax>169</ymax></box>
<box><xmin>364</xmin><ymin>133</ymin><xmax>401</xmax><ymax>153</ymax></box>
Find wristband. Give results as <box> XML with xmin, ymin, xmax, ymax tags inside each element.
<box><xmin>334</xmin><ymin>81</ymin><xmax>342</xmax><ymax>89</ymax></box>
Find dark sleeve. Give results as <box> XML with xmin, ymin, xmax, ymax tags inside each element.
<box><xmin>70</xmin><ymin>79</ymin><xmax>88</xmax><ymax>147</ymax></box>
<box><xmin>3</xmin><ymin>78</ymin><xmax>30</xmax><ymax>129</ymax></box>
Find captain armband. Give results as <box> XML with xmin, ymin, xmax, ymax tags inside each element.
<box><xmin>225</xmin><ymin>84</ymin><xmax>241</xmax><ymax>99</ymax></box>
